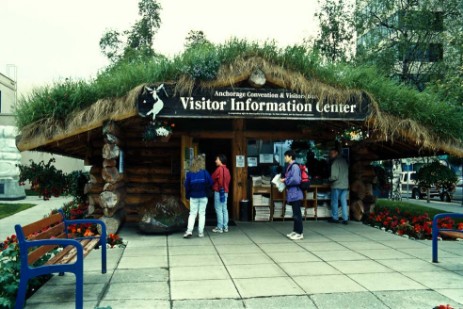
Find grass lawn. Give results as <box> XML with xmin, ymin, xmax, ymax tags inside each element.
<box><xmin>376</xmin><ymin>199</ymin><xmax>462</xmax><ymax>222</ymax></box>
<box><xmin>0</xmin><ymin>203</ymin><xmax>36</xmax><ymax>219</ymax></box>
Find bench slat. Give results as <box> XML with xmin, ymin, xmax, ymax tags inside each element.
<box><xmin>45</xmin><ymin>238</ymin><xmax>100</xmax><ymax>265</ymax></box>
<box><xmin>22</xmin><ymin>213</ymin><xmax>63</xmax><ymax>237</ymax></box>
<box><xmin>27</xmin><ymin>232</ymin><xmax>67</xmax><ymax>265</ymax></box>
<box><xmin>28</xmin><ymin>222</ymin><xmax>65</xmax><ymax>241</ymax></box>
<box><xmin>44</xmin><ymin>244</ymin><xmax>76</xmax><ymax>265</ymax></box>
<box><xmin>440</xmin><ymin>231</ymin><xmax>463</xmax><ymax>239</ymax></box>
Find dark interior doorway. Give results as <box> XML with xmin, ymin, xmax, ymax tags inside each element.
<box><xmin>197</xmin><ymin>138</ymin><xmax>233</xmax><ymax>227</ymax></box>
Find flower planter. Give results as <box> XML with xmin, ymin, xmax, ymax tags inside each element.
<box><xmin>158</xmin><ymin>133</ymin><xmax>172</xmax><ymax>142</ymax></box>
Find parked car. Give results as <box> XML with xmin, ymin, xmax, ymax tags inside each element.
<box><xmin>400</xmin><ymin>171</ymin><xmax>454</xmax><ymax>202</ymax></box>
<box><xmin>453</xmin><ymin>178</ymin><xmax>463</xmax><ymax>202</ymax></box>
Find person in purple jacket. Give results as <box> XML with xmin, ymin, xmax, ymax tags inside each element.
<box><xmin>280</xmin><ymin>150</ymin><xmax>304</xmax><ymax>240</ymax></box>
<box><xmin>184</xmin><ymin>155</ymin><xmax>213</xmax><ymax>238</ymax></box>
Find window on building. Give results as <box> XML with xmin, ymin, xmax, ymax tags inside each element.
<box><xmin>399</xmin><ymin>10</ymin><xmax>444</xmax><ymax>31</ymax></box>
<box><xmin>399</xmin><ymin>43</ymin><xmax>443</xmax><ymax>62</ymax></box>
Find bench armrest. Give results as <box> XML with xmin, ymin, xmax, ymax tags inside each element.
<box><xmin>432</xmin><ymin>213</ymin><xmax>463</xmax><ymax>263</ymax></box>
<box><xmin>21</xmin><ymin>238</ymin><xmax>84</xmax><ymax>265</ymax></box>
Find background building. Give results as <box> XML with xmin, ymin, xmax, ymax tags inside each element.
<box><xmin>0</xmin><ymin>69</ymin><xmax>85</xmax><ymax>199</ymax></box>
<box><xmin>356</xmin><ymin>0</ymin><xmax>450</xmax><ymax>90</ymax></box>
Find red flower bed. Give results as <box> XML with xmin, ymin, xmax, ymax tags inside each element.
<box><xmin>1</xmin><ymin>234</ymin><xmax>17</xmax><ymax>252</ymax></box>
<box><xmin>365</xmin><ymin>207</ymin><xmax>460</xmax><ymax>240</ymax></box>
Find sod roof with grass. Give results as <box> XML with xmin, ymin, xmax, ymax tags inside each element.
<box><xmin>15</xmin><ymin>39</ymin><xmax>463</xmax><ymax>158</ymax></box>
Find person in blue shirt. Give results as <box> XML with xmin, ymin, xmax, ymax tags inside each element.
<box><xmin>184</xmin><ymin>155</ymin><xmax>213</xmax><ymax>238</ymax></box>
<box><xmin>281</xmin><ymin>150</ymin><xmax>304</xmax><ymax>240</ymax></box>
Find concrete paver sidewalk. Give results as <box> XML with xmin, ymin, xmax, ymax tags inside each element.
<box><xmin>20</xmin><ymin>220</ymin><xmax>463</xmax><ymax>309</ymax></box>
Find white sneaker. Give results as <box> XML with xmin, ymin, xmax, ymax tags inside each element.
<box><xmin>212</xmin><ymin>227</ymin><xmax>223</xmax><ymax>233</ymax></box>
<box><xmin>198</xmin><ymin>233</ymin><xmax>204</xmax><ymax>238</ymax></box>
<box><xmin>289</xmin><ymin>233</ymin><xmax>304</xmax><ymax>240</ymax></box>
<box><xmin>183</xmin><ymin>232</ymin><xmax>192</xmax><ymax>238</ymax></box>
<box><xmin>286</xmin><ymin>232</ymin><xmax>297</xmax><ymax>238</ymax></box>
<box><xmin>223</xmin><ymin>228</ymin><xmax>229</xmax><ymax>233</ymax></box>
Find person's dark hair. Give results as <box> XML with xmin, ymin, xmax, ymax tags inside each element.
<box><xmin>284</xmin><ymin>150</ymin><xmax>296</xmax><ymax>160</ymax></box>
<box><xmin>217</xmin><ymin>154</ymin><xmax>227</xmax><ymax>165</ymax></box>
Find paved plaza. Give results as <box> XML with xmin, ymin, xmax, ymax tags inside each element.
<box><xmin>17</xmin><ymin>217</ymin><xmax>463</xmax><ymax>309</ymax></box>
<box><xmin>2</xmin><ymin>198</ymin><xmax>463</xmax><ymax>308</ymax></box>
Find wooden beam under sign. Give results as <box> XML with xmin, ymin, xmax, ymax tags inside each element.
<box><xmin>232</xmin><ymin>119</ymin><xmax>246</xmax><ymax>221</ymax></box>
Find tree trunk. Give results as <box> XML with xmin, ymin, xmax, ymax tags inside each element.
<box><xmin>99</xmin><ymin>189</ymin><xmax>126</xmax><ymax>209</ymax></box>
<box><xmin>84</xmin><ymin>182</ymin><xmax>104</xmax><ymax>195</ymax></box>
<box><xmin>351</xmin><ymin>200</ymin><xmax>364</xmax><ymax>221</ymax></box>
<box><xmin>104</xmin><ymin>133</ymin><xmax>121</xmax><ymax>146</ymax></box>
<box><xmin>97</xmin><ymin>209</ymin><xmax>124</xmax><ymax>235</ymax></box>
<box><xmin>102</xmin><ymin>167</ymin><xmax>123</xmax><ymax>183</ymax></box>
<box><xmin>248</xmin><ymin>69</ymin><xmax>266</xmax><ymax>88</ymax></box>
<box><xmin>103</xmin><ymin>181</ymin><xmax>125</xmax><ymax>192</ymax></box>
<box><xmin>104</xmin><ymin>203</ymin><xmax>125</xmax><ymax>217</ymax></box>
<box><xmin>102</xmin><ymin>144</ymin><xmax>120</xmax><ymax>159</ymax></box>
<box><xmin>103</xmin><ymin>159</ymin><xmax>117</xmax><ymax>168</ymax></box>
<box><xmin>103</xmin><ymin>120</ymin><xmax>121</xmax><ymax>137</ymax></box>
<box><xmin>89</xmin><ymin>166</ymin><xmax>103</xmax><ymax>183</ymax></box>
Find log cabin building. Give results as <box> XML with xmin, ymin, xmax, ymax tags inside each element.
<box><xmin>15</xmin><ymin>56</ymin><xmax>463</xmax><ymax>233</ymax></box>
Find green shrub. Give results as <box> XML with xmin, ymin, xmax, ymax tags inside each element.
<box><xmin>0</xmin><ymin>241</ymin><xmax>53</xmax><ymax>309</ymax></box>
<box><xmin>17</xmin><ymin>159</ymin><xmax>89</xmax><ymax>202</ymax></box>
<box><xmin>416</xmin><ymin>161</ymin><xmax>458</xmax><ymax>192</ymax></box>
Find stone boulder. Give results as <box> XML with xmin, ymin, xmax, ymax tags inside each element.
<box><xmin>138</xmin><ymin>196</ymin><xmax>188</xmax><ymax>234</ymax></box>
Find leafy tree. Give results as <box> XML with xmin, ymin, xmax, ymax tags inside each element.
<box><xmin>355</xmin><ymin>0</ymin><xmax>463</xmax><ymax>90</ymax></box>
<box><xmin>314</xmin><ymin>0</ymin><xmax>355</xmax><ymax>62</ymax></box>
<box><xmin>184</xmin><ymin>30</ymin><xmax>211</xmax><ymax>50</ymax></box>
<box><xmin>415</xmin><ymin>161</ymin><xmax>458</xmax><ymax>203</ymax></box>
<box><xmin>99</xmin><ymin>0</ymin><xmax>162</xmax><ymax>62</ymax></box>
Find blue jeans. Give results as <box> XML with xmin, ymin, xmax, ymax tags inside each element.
<box><xmin>187</xmin><ymin>197</ymin><xmax>208</xmax><ymax>233</ymax></box>
<box><xmin>331</xmin><ymin>189</ymin><xmax>349</xmax><ymax>221</ymax></box>
<box><xmin>214</xmin><ymin>191</ymin><xmax>229</xmax><ymax>229</ymax></box>
<box><xmin>289</xmin><ymin>200</ymin><xmax>303</xmax><ymax>234</ymax></box>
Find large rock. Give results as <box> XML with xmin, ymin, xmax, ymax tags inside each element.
<box><xmin>138</xmin><ymin>196</ymin><xmax>188</xmax><ymax>234</ymax></box>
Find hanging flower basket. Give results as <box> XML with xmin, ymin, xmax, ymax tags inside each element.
<box><xmin>336</xmin><ymin>126</ymin><xmax>370</xmax><ymax>145</ymax></box>
<box><xmin>143</xmin><ymin>120</ymin><xmax>175</xmax><ymax>143</ymax></box>
<box><xmin>159</xmin><ymin>133</ymin><xmax>172</xmax><ymax>142</ymax></box>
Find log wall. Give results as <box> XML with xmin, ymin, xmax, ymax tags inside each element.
<box><xmin>122</xmin><ymin>130</ymin><xmax>181</xmax><ymax>223</ymax></box>
<box><xmin>86</xmin><ymin>120</ymin><xmax>182</xmax><ymax>224</ymax></box>
<box><xmin>349</xmin><ymin>146</ymin><xmax>379</xmax><ymax>221</ymax></box>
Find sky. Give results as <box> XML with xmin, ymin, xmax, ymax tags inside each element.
<box><xmin>0</xmin><ymin>0</ymin><xmax>321</xmax><ymax>96</ymax></box>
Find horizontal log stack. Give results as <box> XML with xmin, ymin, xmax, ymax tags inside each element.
<box><xmin>122</xmin><ymin>125</ymin><xmax>181</xmax><ymax>222</ymax></box>
<box><xmin>349</xmin><ymin>146</ymin><xmax>379</xmax><ymax>221</ymax></box>
<box><xmin>85</xmin><ymin>118</ymin><xmax>182</xmax><ymax>225</ymax></box>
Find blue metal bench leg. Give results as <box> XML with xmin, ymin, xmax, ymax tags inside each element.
<box><xmin>15</xmin><ymin>277</ymin><xmax>28</xmax><ymax>309</ymax></box>
<box><xmin>432</xmin><ymin>216</ymin><xmax>439</xmax><ymax>263</ymax></box>
<box><xmin>75</xmin><ymin>271</ymin><xmax>84</xmax><ymax>309</ymax></box>
<box><xmin>102</xmin><ymin>245</ymin><xmax>107</xmax><ymax>274</ymax></box>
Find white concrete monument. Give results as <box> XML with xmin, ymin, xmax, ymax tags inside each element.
<box><xmin>0</xmin><ymin>125</ymin><xmax>26</xmax><ymax>200</ymax></box>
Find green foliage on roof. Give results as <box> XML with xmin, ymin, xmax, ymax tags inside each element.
<box><xmin>15</xmin><ymin>39</ymin><xmax>463</xmax><ymax>142</ymax></box>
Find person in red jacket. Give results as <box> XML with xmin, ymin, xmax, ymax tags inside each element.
<box><xmin>211</xmin><ymin>154</ymin><xmax>231</xmax><ymax>233</ymax></box>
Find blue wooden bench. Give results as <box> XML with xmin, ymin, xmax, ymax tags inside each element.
<box><xmin>14</xmin><ymin>212</ymin><xmax>107</xmax><ymax>309</ymax></box>
<box><xmin>432</xmin><ymin>213</ymin><xmax>463</xmax><ymax>263</ymax></box>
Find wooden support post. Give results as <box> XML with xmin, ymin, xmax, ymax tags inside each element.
<box><xmin>232</xmin><ymin>119</ymin><xmax>247</xmax><ymax>221</ymax></box>
<box><xmin>99</xmin><ymin>121</ymin><xmax>126</xmax><ymax>230</ymax></box>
